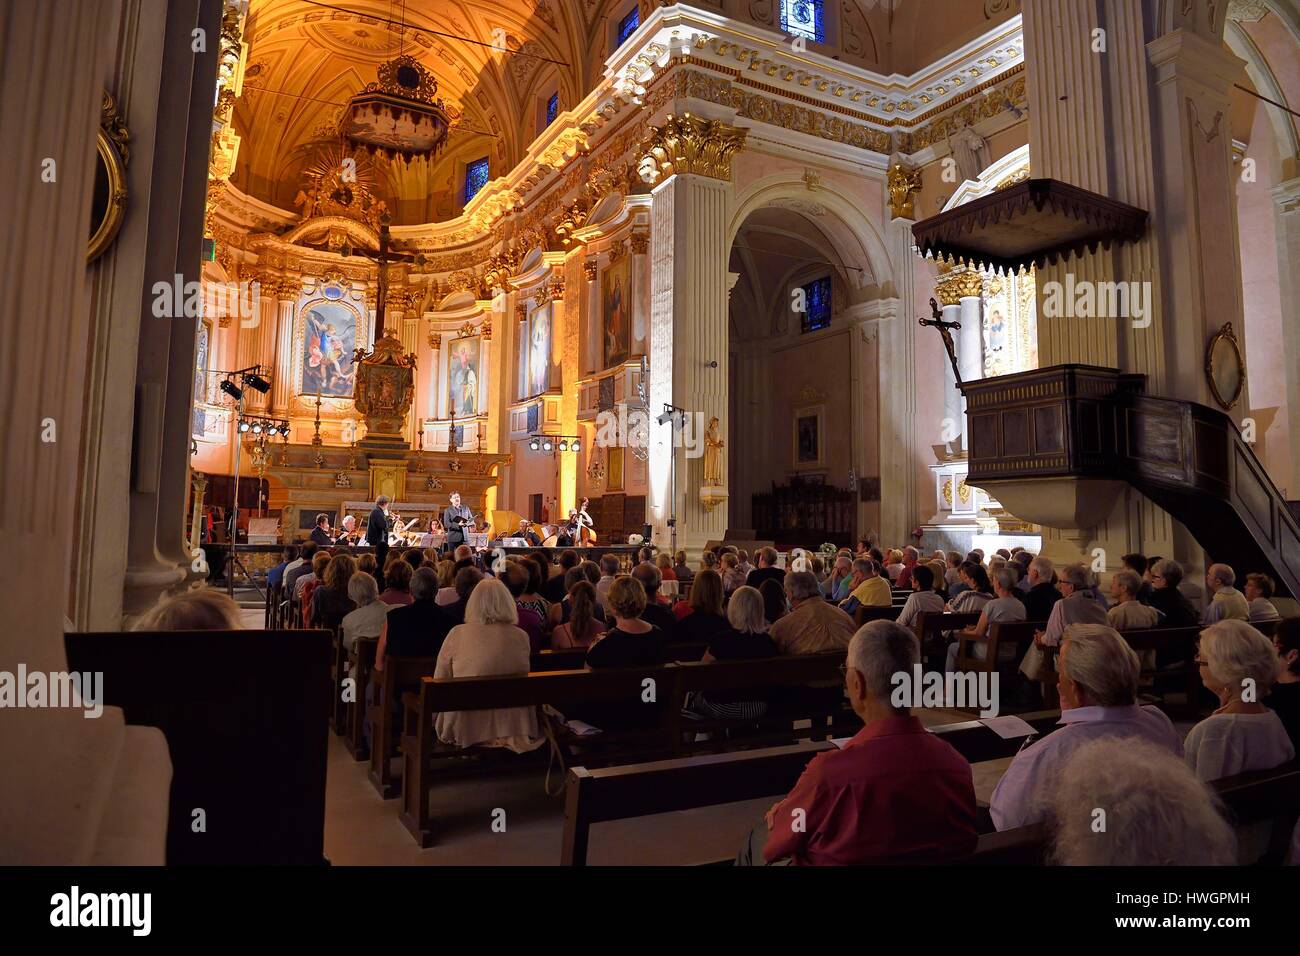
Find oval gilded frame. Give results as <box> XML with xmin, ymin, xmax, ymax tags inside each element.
<box><xmin>88</xmin><ymin>97</ymin><xmax>129</xmax><ymax>263</ymax></box>
<box><xmin>1204</xmin><ymin>321</ymin><xmax>1245</xmax><ymax>411</ymax></box>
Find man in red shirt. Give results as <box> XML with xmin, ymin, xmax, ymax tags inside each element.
<box><xmin>737</xmin><ymin>619</ymin><xmax>978</xmax><ymax>865</ymax></box>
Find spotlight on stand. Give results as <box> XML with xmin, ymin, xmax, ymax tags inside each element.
<box><xmin>220</xmin><ymin>379</ymin><xmax>243</xmax><ymax>401</ymax></box>
<box><xmin>251</xmin><ymin>422</ymin><xmax>263</xmax><ymax>435</ymax></box>
<box><xmin>656</xmin><ymin>409</ymin><xmax>675</xmax><ymax>426</ymax></box>
<box><xmin>238</xmin><ymin>420</ymin><xmax>250</xmax><ymax>433</ymax></box>
<box><xmin>244</xmin><ymin>372</ymin><xmax>271</xmax><ymax>394</ymax></box>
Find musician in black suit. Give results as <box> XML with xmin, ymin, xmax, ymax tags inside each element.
<box><xmin>366</xmin><ymin>495</ymin><xmax>392</xmax><ymax>587</ymax></box>
<box><xmin>309</xmin><ymin>514</ymin><xmax>333</xmax><ymax>547</ymax></box>
<box><xmin>517</xmin><ymin>519</ymin><xmax>542</xmax><ymax>547</ymax></box>
<box><xmin>442</xmin><ymin>491</ymin><xmax>474</xmax><ymax>553</ymax></box>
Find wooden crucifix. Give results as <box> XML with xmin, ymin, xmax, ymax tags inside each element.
<box><xmin>344</xmin><ymin>211</ymin><xmax>420</xmax><ymax>339</ymax></box>
<box><xmin>918</xmin><ymin>296</ymin><xmax>963</xmax><ymax>386</ymax></box>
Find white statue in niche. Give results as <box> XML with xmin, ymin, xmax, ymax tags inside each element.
<box><xmin>947</xmin><ymin>122</ymin><xmax>991</xmax><ymax>185</ymax></box>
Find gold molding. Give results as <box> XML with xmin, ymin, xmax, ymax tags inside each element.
<box><xmin>89</xmin><ymin>91</ymin><xmax>129</xmax><ymax>264</ymax></box>
<box><xmin>638</xmin><ymin>113</ymin><xmax>748</xmax><ymax>186</ymax></box>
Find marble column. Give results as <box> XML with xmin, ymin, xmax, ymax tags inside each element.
<box><xmin>1273</xmin><ymin>176</ymin><xmax>1300</xmax><ymax>497</ymax></box>
<box><xmin>846</xmin><ymin>307</ymin><xmax>882</xmax><ymax>540</ymax></box>
<box><xmin>877</xmin><ymin>217</ymin><xmax>918</xmax><ymax>548</ymax></box>
<box><xmin>556</xmin><ymin>264</ymin><xmax>579</xmax><ymax>517</ymax></box>
<box><xmin>270</xmin><ymin>286</ymin><xmax>296</xmax><ymax>415</ymax></box>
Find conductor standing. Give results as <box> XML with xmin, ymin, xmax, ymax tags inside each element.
<box><xmin>366</xmin><ymin>494</ymin><xmax>392</xmax><ymax>587</ymax></box>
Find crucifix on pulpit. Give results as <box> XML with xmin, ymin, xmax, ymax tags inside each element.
<box><xmin>918</xmin><ymin>296</ymin><xmax>963</xmax><ymax>386</ymax></box>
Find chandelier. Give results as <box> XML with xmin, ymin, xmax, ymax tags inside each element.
<box><xmin>340</xmin><ymin>54</ymin><xmax>450</xmax><ymax>163</ymax></box>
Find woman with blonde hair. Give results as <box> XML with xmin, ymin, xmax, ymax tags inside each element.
<box><xmin>655</xmin><ymin>551</ymin><xmax>677</xmax><ymax>582</ymax></box>
<box><xmin>356</xmin><ymin>553</ymin><xmax>377</xmax><ymax>577</ymax></box>
<box><xmin>433</xmin><ymin>578</ymin><xmax>543</xmax><ymax>753</ymax></box>
<box><xmin>134</xmin><ymin>588</ymin><xmax>243</xmax><ymax>630</ymax></box>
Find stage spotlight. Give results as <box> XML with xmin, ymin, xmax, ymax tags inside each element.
<box><xmin>542</xmin><ymin>439</ymin><xmax>553</xmax><ymax>453</ymax></box>
<box><xmin>571</xmin><ymin>438</ymin><xmax>581</xmax><ymax>453</ymax></box>
<box><xmin>238</xmin><ymin>421</ymin><xmax>250</xmax><ymax>433</ymax></box>
<box><xmin>529</xmin><ymin>438</ymin><xmax>540</xmax><ymax>452</ymax></box>
<box><xmin>251</xmin><ymin>422</ymin><xmax>263</xmax><ymax>435</ymax></box>
<box><xmin>265</xmin><ymin>424</ymin><xmax>279</xmax><ymax>437</ymax></box>
<box><xmin>557</xmin><ymin>439</ymin><xmax>568</xmax><ymax>452</ymax></box>
<box><xmin>245</xmin><ymin>373</ymin><xmax>271</xmax><ymax>394</ymax></box>
<box><xmin>656</xmin><ymin>409</ymin><xmax>674</xmax><ymax>426</ymax></box>
<box><xmin>220</xmin><ymin>379</ymin><xmax>243</xmax><ymax>400</ymax></box>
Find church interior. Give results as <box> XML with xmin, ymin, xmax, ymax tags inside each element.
<box><xmin>4</xmin><ymin>0</ymin><xmax>1300</xmax><ymax>887</ymax></box>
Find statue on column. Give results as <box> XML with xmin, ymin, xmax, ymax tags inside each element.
<box><xmin>703</xmin><ymin>416</ymin><xmax>724</xmax><ymax>486</ymax></box>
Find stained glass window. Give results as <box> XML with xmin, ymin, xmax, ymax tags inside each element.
<box><xmin>464</xmin><ymin>157</ymin><xmax>490</xmax><ymax>205</ymax></box>
<box><xmin>800</xmin><ymin>276</ymin><xmax>832</xmax><ymax>333</ymax></box>
<box><xmin>546</xmin><ymin>92</ymin><xmax>559</xmax><ymax>127</ymax></box>
<box><xmin>616</xmin><ymin>6</ymin><xmax>640</xmax><ymax>46</ymax></box>
<box><xmin>780</xmin><ymin>0</ymin><xmax>824</xmax><ymax>43</ymax></box>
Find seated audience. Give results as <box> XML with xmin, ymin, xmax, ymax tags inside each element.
<box><xmin>1047</xmin><ymin>738</ymin><xmax>1236</xmax><ymax>865</ymax></box>
<box><xmin>1202</xmin><ymin>563</ymin><xmax>1249</xmax><ymax>625</ymax></box>
<box><xmin>551</xmin><ymin>580</ymin><xmax>606</xmax><ymax>650</ymax></box>
<box><xmin>654</xmin><ymin>552</ymin><xmax>677</xmax><ymax>582</ymax></box>
<box><xmin>992</xmin><ymin>623</ymin><xmax>1183</xmax><ymax>830</ymax></box>
<box><xmin>946</xmin><ymin>566</ymin><xmax>1026</xmax><ymax>671</ymax></box>
<box><xmin>745</xmin><ymin>547</ymin><xmax>785</xmax><ymax>590</ymax></box>
<box><xmin>516</xmin><ymin>556</ymin><xmax>552</xmax><ymax>621</ymax></box>
<box><xmin>896</xmin><ymin>565</ymin><xmax>945</xmax><ymax>628</ymax></box>
<box><xmin>340</xmin><ymin>572</ymin><xmax>392</xmax><ymax>652</ymax></box>
<box><xmin>884</xmin><ymin>549</ymin><xmax>905</xmax><ymax>582</ymax></box>
<box><xmin>595</xmin><ymin>554</ymin><xmax>620</xmax><ymax>610</ymax></box>
<box><xmin>894</xmin><ymin>547</ymin><xmax>920</xmax><ymax>590</ymax></box>
<box><xmin>1021</xmin><ymin>556</ymin><xmax>1061</xmax><ymax>622</ymax></box>
<box><xmin>673</xmin><ymin>550</ymin><xmax>693</xmax><ymax>583</ymax></box>
<box><xmin>282</xmin><ymin>543</ymin><xmax>313</xmax><ymax>593</ymax></box>
<box><xmin>267</xmin><ymin>546</ymin><xmax>296</xmax><ymax>590</ymax></box>
<box><xmin>1147</xmin><ymin>558</ymin><xmax>1199</xmax><ymax>627</ymax></box>
<box><xmin>501</xmin><ymin>561</ymin><xmax>546</xmax><ymax>653</ymax></box>
<box><xmin>546</xmin><ymin>550</ymin><xmax>579</xmax><ymax>603</ymax></box>
<box><xmin>378</xmin><ymin>559</ymin><xmax>414</xmax><ymax>606</ymax></box>
<box><xmin>839</xmin><ymin>558</ymin><xmax>892</xmax><ymax>616</ymax></box>
<box><xmin>434</xmin><ymin>578</ymin><xmax>543</xmax><ymax>753</ymax></box>
<box><xmin>686</xmin><ymin>586</ymin><xmax>779</xmax><ymax>720</ymax></box>
<box><xmin>758</xmin><ymin>578</ymin><xmax>787</xmax><ymax>627</ymax></box>
<box><xmin>720</xmin><ymin>552</ymin><xmax>746</xmax><ymax>596</ymax></box>
<box><xmin>549</xmin><ymin>565</ymin><xmax>607</xmax><ymax>628</ymax></box>
<box><xmin>672</xmin><ymin>569</ymin><xmax>730</xmax><ymax>644</ymax></box>
<box><xmin>739</xmin><ymin>620</ymin><xmax>978</xmax><ymax>865</ymax></box>
<box><xmin>310</xmin><ymin>553</ymin><xmax>358</xmax><ymax>632</ymax></box>
<box><xmin>946</xmin><ymin>560</ymin><xmax>995</xmax><ymax>616</ymax></box>
<box><xmin>134</xmin><ymin>588</ymin><xmax>244</xmax><ymax>630</ymax></box>
<box><xmin>586</xmin><ymin>576</ymin><xmax>668</xmax><ymax>668</ymax></box>
<box><xmin>736</xmin><ymin>549</ymin><xmax>754</xmax><ymax>578</ymax></box>
<box><xmin>356</xmin><ymin>553</ymin><xmax>377</xmax><ymax>578</ymax></box>
<box><xmin>631</xmin><ymin>563</ymin><xmax>675</xmax><ymax>638</ymax></box>
<box><xmin>1011</xmin><ymin>551</ymin><xmax>1033</xmax><ymax>593</ymax></box>
<box><xmin>944</xmin><ymin>551</ymin><xmax>964</xmax><ymax>591</ymax></box>
<box><xmin>434</xmin><ymin>559</ymin><xmax>457</xmax><ymax>605</ymax></box>
<box><xmin>444</xmin><ymin>566</ymin><xmax>483</xmax><ymax>627</ymax></box>
<box><xmin>1029</xmin><ymin>562</ymin><xmax>1109</xmax><ymax>652</ymax></box>
<box><xmin>770</xmin><ymin>571</ymin><xmax>855</xmax><ymax>654</ymax></box>
<box><xmin>1267</xmin><ymin>619</ymin><xmax>1300</xmax><ymax>750</ymax></box>
<box><xmin>1185</xmin><ymin>620</ymin><xmax>1295</xmax><ymax>781</ymax></box>
<box><xmin>295</xmin><ymin>549</ymin><xmax>330</xmax><ymax>602</ymax></box>
<box><xmin>375</xmin><ymin>567</ymin><xmax>454</xmax><ymax>670</ymax></box>
<box><xmin>1245</xmin><ymin>572</ymin><xmax>1282</xmax><ymax>624</ymax></box>
<box><xmin>823</xmin><ymin>555</ymin><xmax>854</xmax><ymax>602</ymax></box>
<box><xmin>1120</xmin><ymin>552</ymin><xmax>1155</xmax><ymax>604</ymax></box>
<box><xmin>1107</xmin><ymin>569</ymin><xmax>1160</xmax><ymax>630</ymax></box>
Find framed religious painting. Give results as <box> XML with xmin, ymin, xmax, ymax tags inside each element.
<box><xmin>299</xmin><ymin>299</ymin><xmax>360</xmax><ymax>399</ymax></box>
<box><xmin>793</xmin><ymin>404</ymin><xmax>825</xmax><ymax>471</ymax></box>
<box><xmin>448</xmin><ymin>336</ymin><xmax>481</xmax><ymax>418</ymax></box>
<box><xmin>601</xmin><ymin>256</ymin><xmax>631</xmax><ymax>370</ymax></box>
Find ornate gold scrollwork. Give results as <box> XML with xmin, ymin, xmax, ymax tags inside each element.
<box><xmin>89</xmin><ymin>91</ymin><xmax>129</xmax><ymax>263</ymax></box>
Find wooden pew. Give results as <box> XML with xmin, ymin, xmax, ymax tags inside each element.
<box><xmin>65</xmin><ymin>629</ymin><xmax>331</xmax><ymax>864</ymax></box>
<box><xmin>954</xmin><ymin>620</ymin><xmax>1043</xmax><ymax>686</ymax></box>
<box><xmin>329</xmin><ymin>627</ymin><xmax>348</xmax><ymax>735</ymax></box>
<box><xmin>854</xmin><ymin>604</ymin><xmax>902</xmax><ymax>625</ymax></box>
<box><xmin>368</xmin><ymin>654</ymin><xmax>438</xmax><ymax>798</ymax></box>
<box><xmin>1037</xmin><ymin>625</ymin><xmax>1203</xmax><ymax>714</ymax></box>
<box><xmin>914</xmin><ymin>611</ymin><xmax>982</xmax><ymax>670</ymax></box>
<box><xmin>345</xmin><ymin>636</ymin><xmax>378</xmax><ymax>761</ymax></box>
<box><xmin>559</xmin><ymin>710</ymin><xmax>1063</xmax><ymax>865</ymax></box>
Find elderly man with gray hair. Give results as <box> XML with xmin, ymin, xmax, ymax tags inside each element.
<box><xmin>738</xmin><ymin>620</ymin><xmax>978</xmax><ymax>865</ymax></box>
<box><xmin>992</xmin><ymin>623</ymin><xmax>1183</xmax><ymax>830</ymax></box>
<box><xmin>1107</xmin><ymin>569</ymin><xmax>1160</xmax><ymax>631</ymax></box>
<box><xmin>1202</xmin><ymin>563</ymin><xmax>1249</xmax><ymax>625</ymax></box>
<box><xmin>768</xmin><ymin>571</ymin><xmax>855</xmax><ymax>655</ymax></box>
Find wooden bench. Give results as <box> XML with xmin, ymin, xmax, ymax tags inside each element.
<box><xmin>368</xmin><ymin>654</ymin><xmax>438</xmax><ymax>798</ymax></box>
<box><xmin>329</xmin><ymin>626</ymin><xmax>348</xmax><ymax>735</ymax></box>
<box><xmin>397</xmin><ymin>652</ymin><xmax>852</xmax><ymax>846</ymax></box>
<box><xmin>1037</xmin><ymin>625</ymin><xmax>1203</xmax><ymax>714</ymax></box>
<box><xmin>853</xmin><ymin>604</ymin><xmax>902</xmax><ymax>625</ymax></box>
<box><xmin>914</xmin><ymin>611</ymin><xmax>982</xmax><ymax>670</ymax></box>
<box><xmin>559</xmin><ymin>710</ymin><xmax>1063</xmax><ymax>865</ymax></box>
<box><xmin>65</xmin><ymin>629</ymin><xmax>331</xmax><ymax>864</ymax></box>
<box><xmin>345</xmin><ymin>636</ymin><xmax>378</xmax><ymax>761</ymax></box>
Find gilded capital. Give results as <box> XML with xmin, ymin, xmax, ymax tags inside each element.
<box><xmin>935</xmin><ymin>268</ymin><xmax>983</xmax><ymax>305</ymax></box>
<box><xmin>630</xmin><ymin>232</ymin><xmax>650</xmax><ymax>255</ymax></box>
<box><xmin>887</xmin><ymin>162</ymin><xmax>922</xmax><ymax>220</ymax></box>
<box><xmin>638</xmin><ymin>113</ymin><xmax>748</xmax><ymax>186</ymax></box>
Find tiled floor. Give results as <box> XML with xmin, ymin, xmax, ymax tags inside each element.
<box><xmin>321</xmin><ymin>706</ymin><xmax>1013</xmax><ymax>866</ymax></box>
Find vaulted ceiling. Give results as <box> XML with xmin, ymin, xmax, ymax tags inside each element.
<box><xmin>229</xmin><ymin>1</ymin><xmax>1021</xmax><ymax>224</ymax></box>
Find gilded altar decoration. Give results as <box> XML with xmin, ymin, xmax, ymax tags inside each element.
<box><xmin>934</xmin><ymin>267</ymin><xmax>984</xmax><ymax>306</ymax></box>
<box><xmin>703</xmin><ymin>417</ymin><xmax>725</xmax><ymax>486</ymax></box>
<box><xmin>353</xmin><ymin>333</ymin><xmax>417</xmax><ymax>448</ymax></box>
<box><xmin>340</xmin><ymin>54</ymin><xmax>451</xmax><ymax>163</ymax></box>
<box><xmin>293</xmin><ymin>146</ymin><xmax>388</xmax><ymax>229</ymax></box>
<box><xmin>887</xmin><ymin>162</ymin><xmax>922</xmax><ymax>219</ymax></box>
<box><xmin>637</xmin><ymin>113</ymin><xmax>748</xmax><ymax>186</ymax></box>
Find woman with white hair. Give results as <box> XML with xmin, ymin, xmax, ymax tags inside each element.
<box><xmin>687</xmin><ymin>586</ymin><xmax>779</xmax><ymax>720</ymax></box>
<box><xmin>340</xmin><ymin>572</ymin><xmax>392</xmax><ymax>652</ymax></box>
<box><xmin>432</xmin><ymin>578</ymin><xmax>543</xmax><ymax>753</ymax></box>
<box><xmin>946</xmin><ymin>566</ymin><xmax>1026</xmax><ymax>672</ymax></box>
<box><xmin>1048</xmin><ymin>737</ymin><xmax>1237</xmax><ymax>865</ymax></box>
<box><xmin>1185</xmin><ymin>620</ymin><xmax>1294</xmax><ymax>781</ymax></box>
